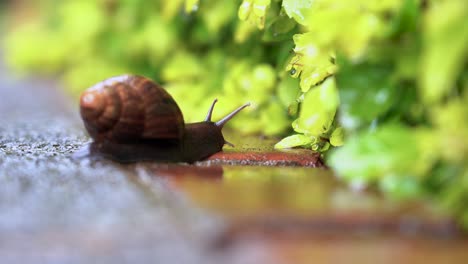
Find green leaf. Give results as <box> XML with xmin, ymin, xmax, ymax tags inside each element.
<box><xmin>275</xmin><ymin>134</ymin><xmax>314</xmax><ymax>149</ymax></box>
<box><xmin>277</xmin><ymin>75</ymin><xmax>300</xmax><ymax>108</ymax></box>
<box><xmin>282</xmin><ymin>0</ymin><xmax>313</xmax><ymax>25</ymax></box>
<box><xmin>330</xmin><ymin>127</ymin><xmax>344</xmax><ymax>147</ymax></box>
<box><xmin>387</xmin><ymin>0</ymin><xmax>419</xmax><ymax>37</ymax></box>
<box><xmin>429</xmin><ymin>93</ymin><xmax>468</xmax><ymax>164</ymax></box>
<box><xmin>336</xmin><ymin>60</ymin><xmax>399</xmax><ymax>130</ymax></box>
<box><xmin>293</xmin><ymin>77</ymin><xmax>338</xmax><ymax>135</ymax></box>
<box><xmin>328</xmin><ymin>124</ymin><xmax>433</xmax><ymax>184</ymax></box>
<box><xmin>238</xmin><ymin>0</ymin><xmax>251</xmax><ymax>20</ymax></box>
<box><xmin>262</xmin><ymin>14</ymin><xmax>297</xmax><ymax>42</ymax></box>
<box><xmin>288</xmin><ymin>33</ymin><xmax>337</xmax><ymax>92</ymax></box>
<box><xmin>238</xmin><ymin>0</ymin><xmax>271</xmax><ymax>29</ymax></box>
<box><xmin>185</xmin><ymin>0</ymin><xmax>199</xmax><ymax>13</ymax></box>
<box><xmin>419</xmin><ymin>0</ymin><xmax>468</xmax><ymax>104</ymax></box>
<box><xmin>379</xmin><ymin>174</ymin><xmax>423</xmax><ymax>200</ymax></box>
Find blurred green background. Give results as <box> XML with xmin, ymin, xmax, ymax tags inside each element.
<box><xmin>2</xmin><ymin>0</ymin><xmax>468</xmax><ymax>228</ymax></box>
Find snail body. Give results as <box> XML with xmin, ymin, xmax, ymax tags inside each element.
<box><xmin>79</xmin><ymin>74</ymin><xmax>249</xmax><ymax>163</ymax></box>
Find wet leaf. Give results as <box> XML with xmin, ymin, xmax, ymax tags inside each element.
<box><xmin>282</xmin><ymin>0</ymin><xmax>313</xmax><ymax>25</ymax></box>
<box><xmin>330</xmin><ymin>127</ymin><xmax>344</xmax><ymax>147</ymax></box>
<box><xmin>274</xmin><ymin>134</ymin><xmax>314</xmax><ymax>149</ymax></box>
<box><xmin>294</xmin><ymin>77</ymin><xmax>338</xmax><ymax>136</ymax></box>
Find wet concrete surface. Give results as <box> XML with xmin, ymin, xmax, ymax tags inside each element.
<box><xmin>1</xmin><ymin>55</ymin><xmax>468</xmax><ymax>263</ymax></box>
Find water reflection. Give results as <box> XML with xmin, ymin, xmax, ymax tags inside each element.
<box><xmin>143</xmin><ymin>164</ymin><xmax>457</xmax><ymax>238</ymax></box>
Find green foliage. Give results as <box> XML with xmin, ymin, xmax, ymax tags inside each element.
<box><xmin>328</xmin><ymin>124</ymin><xmax>434</xmax><ymax>187</ymax></box>
<box><xmin>238</xmin><ymin>0</ymin><xmax>271</xmax><ymax>30</ymax></box>
<box><xmin>275</xmin><ymin>77</ymin><xmax>342</xmax><ymax>151</ymax></box>
<box><xmin>326</xmin><ymin>0</ymin><xmax>468</xmax><ymax>229</ymax></box>
<box><xmin>336</xmin><ymin>60</ymin><xmax>401</xmax><ymax>130</ymax></box>
<box><xmin>4</xmin><ymin>0</ymin><xmax>468</xmax><ymax>228</ymax></box>
<box><xmin>419</xmin><ymin>0</ymin><xmax>468</xmax><ymax>104</ymax></box>
<box><xmin>277</xmin><ymin>0</ymin><xmax>468</xmax><ymax>231</ymax></box>
<box><xmin>4</xmin><ymin>0</ymin><xmax>295</xmax><ymax>135</ymax></box>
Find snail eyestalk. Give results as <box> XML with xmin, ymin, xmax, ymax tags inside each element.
<box><xmin>224</xmin><ymin>140</ymin><xmax>234</xmax><ymax>147</ymax></box>
<box><xmin>204</xmin><ymin>98</ymin><xmax>218</xmax><ymax>122</ymax></box>
<box><xmin>215</xmin><ymin>102</ymin><xmax>251</xmax><ymax>128</ymax></box>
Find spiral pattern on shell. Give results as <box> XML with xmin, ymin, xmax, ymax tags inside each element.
<box><xmin>79</xmin><ymin>75</ymin><xmax>184</xmax><ymax>143</ymax></box>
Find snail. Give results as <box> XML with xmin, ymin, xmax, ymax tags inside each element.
<box><xmin>78</xmin><ymin>74</ymin><xmax>250</xmax><ymax>163</ymax></box>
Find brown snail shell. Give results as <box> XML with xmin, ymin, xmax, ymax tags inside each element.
<box><xmin>80</xmin><ymin>75</ymin><xmax>184</xmax><ymax>143</ymax></box>
<box><xmin>77</xmin><ymin>74</ymin><xmax>249</xmax><ymax>163</ymax></box>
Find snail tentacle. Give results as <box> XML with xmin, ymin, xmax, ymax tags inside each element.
<box><xmin>215</xmin><ymin>103</ymin><xmax>251</xmax><ymax>128</ymax></box>
<box><xmin>204</xmin><ymin>98</ymin><xmax>218</xmax><ymax>122</ymax></box>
